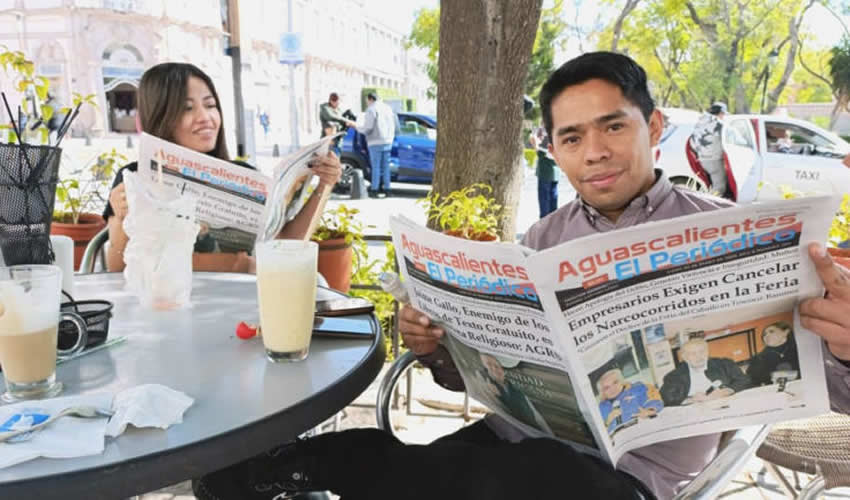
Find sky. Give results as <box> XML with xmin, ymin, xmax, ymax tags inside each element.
<box><xmin>369</xmin><ymin>0</ymin><xmax>438</xmax><ymax>33</ymax></box>
<box><xmin>367</xmin><ymin>0</ymin><xmax>850</xmax><ymax>55</ymax></box>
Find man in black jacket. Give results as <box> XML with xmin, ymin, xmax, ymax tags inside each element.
<box><xmin>660</xmin><ymin>338</ymin><xmax>751</xmax><ymax>406</ymax></box>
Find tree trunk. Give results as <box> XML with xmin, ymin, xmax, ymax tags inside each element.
<box><xmin>432</xmin><ymin>0</ymin><xmax>542</xmax><ymax>240</ymax></box>
<box><xmin>830</xmin><ymin>100</ymin><xmax>843</xmax><ymax>131</ymax></box>
<box><xmin>611</xmin><ymin>0</ymin><xmax>641</xmax><ymax>52</ymax></box>
<box><xmin>766</xmin><ymin>0</ymin><xmax>815</xmax><ymax>113</ymax></box>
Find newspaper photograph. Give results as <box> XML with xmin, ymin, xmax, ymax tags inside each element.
<box><xmin>138</xmin><ymin>133</ymin><xmax>336</xmax><ymax>252</ymax></box>
<box><xmin>389</xmin><ymin>215</ymin><xmax>599</xmax><ymax>454</ymax></box>
<box><xmin>527</xmin><ymin>195</ymin><xmax>838</xmax><ymax>463</ymax></box>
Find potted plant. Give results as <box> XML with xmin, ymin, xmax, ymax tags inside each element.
<box><xmin>826</xmin><ymin>194</ymin><xmax>850</xmax><ymax>267</ymax></box>
<box><xmin>312</xmin><ymin>204</ymin><xmax>365</xmax><ymax>293</ymax></box>
<box><xmin>418</xmin><ymin>183</ymin><xmax>503</xmax><ymax>241</ymax></box>
<box><xmin>777</xmin><ymin>185</ymin><xmax>850</xmax><ymax>267</ymax></box>
<box><xmin>52</xmin><ymin>149</ymin><xmax>126</xmax><ymax>269</ymax></box>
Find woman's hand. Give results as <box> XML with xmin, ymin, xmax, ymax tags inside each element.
<box><xmin>310</xmin><ymin>151</ymin><xmax>342</xmax><ymax>188</ymax></box>
<box><xmin>232</xmin><ymin>251</ymin><xmax>256</xmax><ymax>274</ymax></box>
<box><xmin>109</xmin><ymin>183</ymin><xmax>128</xmax><ymax>219</ymax></box>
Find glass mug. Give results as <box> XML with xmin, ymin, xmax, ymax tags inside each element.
<box><xmin>255</xmin><ymin>240</ymin><xmax>318</xmax><ymax>362</ymax></box>
<box><xmin>0</xmin><ymin>265</ymin><xmax>88</xmax><ymax>402</ymax></box>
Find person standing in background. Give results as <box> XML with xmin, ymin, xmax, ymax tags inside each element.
<box><xmin>357</xmin><ymin>92</ymin><xmax>396</xmax><ymax>198</ymax></box>
<box><xmin>258</xmin><ymin>109</ymin><xmax>270</xmax><ymax>143</ymax></box>
<box><xmin>319</xmin><ymin>92</ymin><xmax>354</xmax><ymax>156</ymax></box>
<box><xmin>689</xmin><ymin>102</ymin><xmax>729</xmax><ymax>198</ymax></box>
<box><xmin>529</xmin><ymin>125</ymin><xmax>559</xmax><ymax>218</ymax></box>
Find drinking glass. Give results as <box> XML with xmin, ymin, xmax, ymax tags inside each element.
<box><xmin>0</xmin><ymin>265</ymin><xmax>87</xmax><ymax>402</ymax></box>
<box><xmin>255</xmin><ymin>240</ymin><xmax>318</xmax><ymax>362</ymax></box>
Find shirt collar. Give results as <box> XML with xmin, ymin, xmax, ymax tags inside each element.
<box><xmin>579</xmin><ymin>169</ymin><xmax>673</xmax><ymax>227</ymax></box>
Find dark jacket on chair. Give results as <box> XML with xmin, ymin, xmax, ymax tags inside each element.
<box><xmin>660</xmin><ymin>358</ymin><xmax>752</xmax><ymax>406</ymax></box>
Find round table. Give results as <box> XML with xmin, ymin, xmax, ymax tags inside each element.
<box><xmin>0</xmin><ymin>272</ymin><xmax>386</xmax><ymax>499</ymax></box>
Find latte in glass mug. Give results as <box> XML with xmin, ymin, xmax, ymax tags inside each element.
<box><xmin>0</xmin><ymin>266</ymin><xmax>87</xmax><ymax>402</ymax></box>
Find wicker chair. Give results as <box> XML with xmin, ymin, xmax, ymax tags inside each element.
<box><xmin>757</xmin><ymin>412</ymin><xmax>850</xmax><ymax>499</ymax></box>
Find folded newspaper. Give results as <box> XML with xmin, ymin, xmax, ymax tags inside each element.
<box><xmin>137</xmin><ymin>133</ymin><xmax>339</xmax><ymax>252</ymax></box>
<box><xmin>390</xmin><ymin>195</ymin><xmax>839</xmax><ymax>464</ymax></box>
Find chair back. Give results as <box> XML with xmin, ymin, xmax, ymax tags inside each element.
<box><xmin>79</xmin><ymin>228</ymin><xmax>109</xmax><ymax>274</ymax></box>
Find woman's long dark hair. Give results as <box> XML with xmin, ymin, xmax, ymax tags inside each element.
<box><xmin>138</xmin><ymin>62</ymin><xmax>229</xmax><ymax>161</ymax></box>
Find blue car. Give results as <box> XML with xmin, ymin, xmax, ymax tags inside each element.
<box><xmin>338</xmin><ymin>112</ymin><xmax>436</xmax><ymax>192</ymax></box>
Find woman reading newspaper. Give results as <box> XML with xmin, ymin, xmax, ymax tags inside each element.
<box><xmin>102</xmin><ymin>63</ymin><xmax>341</xmax><ymax>273</ymax></box>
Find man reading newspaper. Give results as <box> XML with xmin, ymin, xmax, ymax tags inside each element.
<box><xmin>193</xmin><ymin>52</ymin><xmax>850</xmax><ymax>500</ymax></box>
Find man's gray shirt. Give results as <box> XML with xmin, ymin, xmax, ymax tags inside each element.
<box><xmin>418</xmin><ymin>171</ymin><xmax>850</xmax><ymax>499</ymax></box>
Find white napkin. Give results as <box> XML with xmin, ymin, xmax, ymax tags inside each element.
<box><xmin>0</xmin><ymin>392</ymin><xmax>112</xmax><ymax>469</ymax></box>
<box><xmin>0</xmin><ymin>384</ymin><xmax>193</xmax><ymax>469</ymax></box>
<box><xmin>105</xmin><ymin>384</ymin><xmax>194</xmax><ymax>437</ymax></box>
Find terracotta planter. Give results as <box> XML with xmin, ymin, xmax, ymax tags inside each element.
<box><xmin>315</xmin><ymin>237</ymin><xmax>353</xmax><ymax>293</ymax></box>
<box><xmin>827</xmin><ymin>246</ymin><xmax>850</xmax><ymax>269</ymax></box>
<box><xmin>51</xmin><ymin>213</ymin><xmax>106</xmax><ymax>271</ymax></box>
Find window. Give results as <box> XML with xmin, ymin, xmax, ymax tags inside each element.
<box><xmin>765</xmin><ymin>121</ymin><xmax>842</xmax><ymax>157</ymax></box>
<box><xmin>398</xmin><ymin>116</ymin><xmax>435</xmax><ymax>140</ymax></box>
<box><xmin>724</xmin><ymin>120</ymin><xmax>755</xmax><ymax>149</ymax></box>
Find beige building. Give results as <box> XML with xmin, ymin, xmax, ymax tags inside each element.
<box><xmin>0</xmin><ymin>0</ymin><xmax>434</xmax><ymax>154</ymax></box>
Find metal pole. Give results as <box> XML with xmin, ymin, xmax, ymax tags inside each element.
<box><xmin>287</xmin><ymin>0</ymin><xmax>300</xmax><ymax>151</ymax></box>
<box><xmin>228</xmin><ymin>0</ymin><xmax>246</xmax><ymax>157</ymax></box>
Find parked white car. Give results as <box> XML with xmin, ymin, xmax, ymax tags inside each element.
<box><xmin>656</xmin><ymin>109</ymin><xmax>850</xmax><ymax>202</ymax></box>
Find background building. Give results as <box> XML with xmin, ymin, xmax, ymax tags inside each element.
<box><xmin>0</xmin><ymin>0</ymin><xmax>435</xmax><ymax>156</ymax></box>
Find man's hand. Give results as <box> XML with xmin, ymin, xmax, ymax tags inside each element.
<box><xmin>800</xmin><ymin>242</ymin><xmax>850</xmax><ymax>361</ymax></box>
<box><xmin>398</xmin><ymin>304</ymin><xmax>444</xmax><ymax>356</ymax></box>
<box><xmin>706</xmin><ymin>388</ymin><xmax>734</xmax><ymax>400</ymax></box>
<box><xmin>605</xmin><ymin>408</ymin><xmax>622</xmax><ymax>426</ymax></box>
<box><xmin>842</xmin><ymin>154</ymin><xmax>850</xmax><ymax>169</ymax></box>
<box><xmin>637</xmin><ymin>407</ymin><xmax>657</xmax><ymax>419</ymax></box>
<box><xmin>690</xmin><ymin>392</ymin><xmax>710</xmax><ymax>403</ymax></box>
<box><xmin>309</xmin><ymin>152</ymin><xmax>343</xmax><ymax>188</ymax></box>
<box><xmin>108</xmin><ymin>183</ymin><xmax>128</xmax><ymax>219</ymax></box>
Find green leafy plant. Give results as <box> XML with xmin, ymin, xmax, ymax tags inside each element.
<box><xmin>313</xmin><ymin>204</ymin><xmax>398</xmax><ymax>356</ymax></box>
<box><xmin>0</xmin><ymin>46</ymin><xmax>96</xmax><ymax>144</ymax></box>
<box><xmin>349</xmin><ymin>239</ymin><xmax>399</xmax><ymax>358</ymax></box>
<box><xmin>312</xmin><ymin>204</ymin><xmax>364</xmax><ymax>245</ymax></box>
<box><xmin>776</xmin><ymin>184</ymin><xmax>850</xmax><ymax>247</ymax></box>
<box><xmin>54</xmin><ymin>149</ymin><xmax>127</xmax><ymax>224</ymax></box>
<box><xmin>418</xmin><ymin>183</ymin><xmax>502</xmax><ymax>240</ymax></box>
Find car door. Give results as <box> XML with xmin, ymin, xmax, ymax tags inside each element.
<box><xmin>757</xmin><ymin>120</ymin><xmax>850</xmax><ymax>200</ymax></box>
<box><xmin>395</xmin><ymin>114</ymin><xmax>436</xmax><ymax>182</ymax></box>
<box><xmin>721</xmin><ymin>118</ymin><xmax>761</xmax><ymax>203</ymax></box>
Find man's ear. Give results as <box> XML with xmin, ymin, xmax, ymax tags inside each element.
<box><xmin>648</xmin><ymin>109</ymin><xmax>664</xmax><ymax>147</ymax></box>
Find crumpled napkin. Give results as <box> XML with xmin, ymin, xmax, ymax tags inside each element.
<box><xmin>0</xmin><ymin>392</ymin><xmax>112</xmax><ymax>469</ymax></box>
<box><xmin>106</xmin><ymin>384</ymin><xmax>194</xmax><ymax>437</ymax></box>
<box><xmin>0</xmin><ymin>384</ymin><xmax>193</xmax><ymax>469</ymax></box>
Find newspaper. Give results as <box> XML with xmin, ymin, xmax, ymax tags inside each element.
<box><xmin>137</xmin><ymin>133</ymin><xmax>337</xmax><ymax>252</ymax></box>
<box><xmin>390</xmin><ymin>195</ymin><xmax>839</xmax><ymax>464</ymax></box>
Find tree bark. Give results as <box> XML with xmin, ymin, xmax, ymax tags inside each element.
<box><xmin>432</xmin><ymin>0</ymin><xmax>542</xmax><ymax>240</ymax></box>
<box><xmin>766</xmin><ymin>0</ymin><xmax>815</xmax><ymax>113</ymax></box>
<box><xmin>611</xmin><ymin>0</ymin><xmax>641</xmax><ymax>52</ymax></box>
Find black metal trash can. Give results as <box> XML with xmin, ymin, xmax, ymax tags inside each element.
<box><xmin>0</xmin><ymin>143</ymin><xmax>61</xmax><ymax>265</ymax></box>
